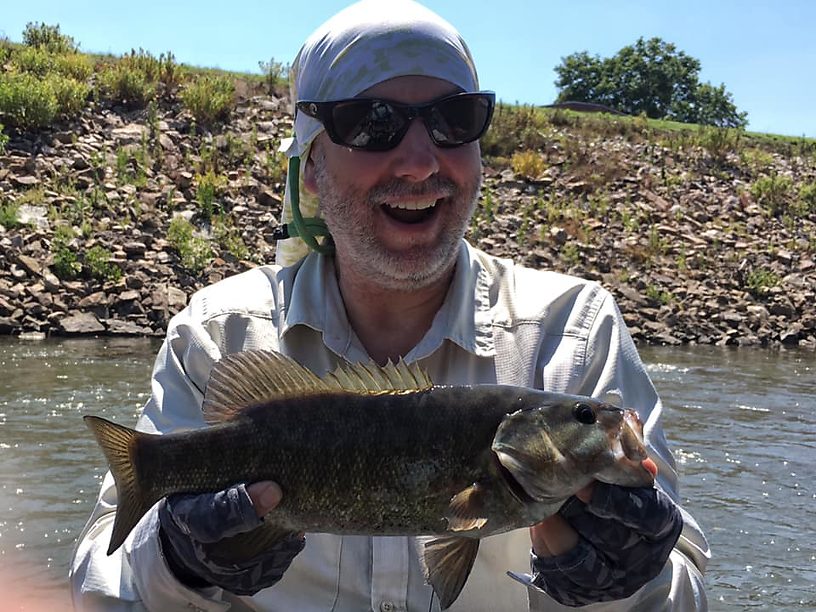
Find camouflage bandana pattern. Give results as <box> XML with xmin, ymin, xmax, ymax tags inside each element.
<box><xmin>276</xmin><ymin>0</ymin><xmax>481</xmax><ymax>266</ymax></box>
<box><xmin>515</xmin><ymin>483</ymin><xmax>683</xmax><ymax>606</ymax></box>
<box><xmin>158</xmin><ymin>483</ymin><xmax>305</xmax><ymax>596</ymax></box>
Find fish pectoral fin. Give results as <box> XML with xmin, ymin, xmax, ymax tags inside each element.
<box><xmin>203</xmin><ymin>522</ymin><xmax>299</xmax><ymax>563</ymax></box>
<box><xmin>446</xmin><ymin>484</ymin><xmax>488</xmax><ymax>531</ymax></box>
<box><xmin>421</xmin><ymin>536</ymin><xmax>480</xmax><ymax>610</ymax></box>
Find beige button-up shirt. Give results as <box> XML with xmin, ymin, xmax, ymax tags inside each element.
<box><xmin>70</xmin><ymin>241</ymin><xmax>709</xmax><ymax>611</ymax></box>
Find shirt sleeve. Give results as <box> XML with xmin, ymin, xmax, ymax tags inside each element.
<box><xmin>528</xmin><ymin>288</ymin><xmax>709</xmax><ymax>611</ymax></box>
<box><xmin>69</xmin><ymin>303</ymin><xmax>233</xmax><ymax>611</ymax></box>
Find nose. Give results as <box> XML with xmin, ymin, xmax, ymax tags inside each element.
<box><xmin>390</xmin><ymin>118</ymin><xmax>440</xmax><ymax>182</ymax></box>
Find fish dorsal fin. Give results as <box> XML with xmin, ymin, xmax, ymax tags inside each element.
<box><xmin>203</xmin><ymin>350</ymin><xmax>330</xmax><ymax>424</ymax></box>
<box><xmin>203</xmin><ymin>351</ymin><xmax>433</xmax><ymax>424</ymax></box>
<box><xmin>324</xmin><ymin>357</ymin><xmax>433</xmax><ymax>394</ymax></box>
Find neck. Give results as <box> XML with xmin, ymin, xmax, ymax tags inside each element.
<box><xmin>335</xmin><ymin>259</ymin><xmax>455</xmax><ymax>365</ymax></box>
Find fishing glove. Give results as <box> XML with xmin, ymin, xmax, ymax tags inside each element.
<box><xmin>158</xmin><ymin>483</ymin><xmax>305</xmax><ymax>596</ymax></box>
<box><xmin>523</xmin><ymin>483</ymin><xmax>683</xmax><ymax>606</ymax></box>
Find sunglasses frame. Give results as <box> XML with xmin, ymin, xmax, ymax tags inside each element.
<box><xmin>296</xmin><ymin>91</ymin><xmax>496</xmax><ymax>151</ymax></box>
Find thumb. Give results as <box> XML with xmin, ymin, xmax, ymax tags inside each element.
<box><xmin>530</xmin><ymin>514</ymin><xmax>578</xmax><ymax>557</ymax></box>
<box><xmin>247</xmin><ymin>481</ymin><xmax>283</xmax><ymax>517</ymax></box>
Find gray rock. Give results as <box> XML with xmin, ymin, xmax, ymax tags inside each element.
<box><xmin>105</xmin><ymin>319</ymin><xmax>148</xmax><ymax>335</ymax></box>
<box><xmin>60</xmin><ymin>312</ymin><xmax>105</xmax><ymax>334</ymax></box>
<box><xmin>16</xmin><ymin>255</ymin><xmax>42</xmax><ymax>277</ymax></box>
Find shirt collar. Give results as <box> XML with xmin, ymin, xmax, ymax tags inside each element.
<box><xmin>279</xmin><ymin>240</ymin><xmax>495</xmax><ymax>360</ymax></box>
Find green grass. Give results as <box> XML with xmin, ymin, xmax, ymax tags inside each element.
<box><xmin>84</xmin><ymin>245</ymin><xmax>122</xmax><ymax>281</ymax></box>
<box><xmin>167</xmin><ymin>216</ymin><xmax>212</xmax><ymax>274</ymax></box>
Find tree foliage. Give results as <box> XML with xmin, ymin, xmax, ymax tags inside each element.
<box><xmin>554</xmin><ymin>37</ymin><xmax>748</xmax><ymax>128</ymax></box>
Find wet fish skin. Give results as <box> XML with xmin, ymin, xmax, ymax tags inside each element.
<box><xmin>84</xmin><ymin>350</ymin><xmax>654</xmax><ymax>609</ymax></box>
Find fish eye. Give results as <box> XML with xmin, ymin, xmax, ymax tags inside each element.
<box><xmin>573</xmin><ymin>403</ymin><xmax>597</xmax><ymax>424</ymax></box>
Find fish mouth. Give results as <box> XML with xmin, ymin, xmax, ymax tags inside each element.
<box><xmin>620</xmin><ymin>410</ymin><xmax>648</xmax><ymax>461</ymax></box>
<box><xmin>596</xmin><ymin>408</ymin><xmax>655</xmax><ymax>487</ymax></box>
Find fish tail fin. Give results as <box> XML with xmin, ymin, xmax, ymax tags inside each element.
<box><xmin>83</xmin><ymin>415</ymin><xmax>152</xmax><ymax>555</ymax></box>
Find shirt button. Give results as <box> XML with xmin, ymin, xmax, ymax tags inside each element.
<box><xmin>380</xmin><ymin>602</ymin><xmax>395</xmax><ymax>612</ymax></box>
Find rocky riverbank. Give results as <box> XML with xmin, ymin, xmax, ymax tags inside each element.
<box><xmin>1</xmin><ymin>89</ymin><xmax>815</xmax><ymax>349</ymax></box>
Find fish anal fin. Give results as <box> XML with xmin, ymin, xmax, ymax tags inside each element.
<box><xmin>203</xmin><ymin>350</ymin><xmax>330</xmax><ymax>424</ymax></box>
<box><xmin>421</xmin><ymin>536</ymin><xmax>480</xmax><ymax>610</ymax></box>
<box><xmin>83</xmin><ymin>415</ymin><xmax>154</xmax><ymax>555</ymax></box>
<box><xmin>446</xmin><ymin>483</ymin><xmax>488</xmax><ymax>532</ymax></box>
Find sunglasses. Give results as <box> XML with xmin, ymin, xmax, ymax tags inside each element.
<box><xmin>296</xmin><ymin>91</ymin><xmax>495</xmax><ymax>152</ymax></box>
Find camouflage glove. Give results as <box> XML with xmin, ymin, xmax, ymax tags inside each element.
<box><xmin>529</xmin><ymin>483</ymin><xmax>683</xmax><ymax>606</ymax></box>
<box><xmin>158</xmin><ymin>483</ymin><xmax>305</xmax><ymax>596</ymax></box>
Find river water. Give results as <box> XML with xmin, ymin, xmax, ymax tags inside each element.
<box><xmin>0</xmin><ymin>337</ymin><xmax>813</xmax><ymax>610</ymax></box>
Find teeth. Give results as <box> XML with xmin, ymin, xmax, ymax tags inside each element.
<box><xmin>384</xmin><ymin>200</ymin><xmax>437</xmax><ymax>211</ymax></box>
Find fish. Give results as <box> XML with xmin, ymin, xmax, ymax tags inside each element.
<box><xmin>84</xmin><ymin>349</ymin><xmax>655</xmax><ymax>609</ymax></box>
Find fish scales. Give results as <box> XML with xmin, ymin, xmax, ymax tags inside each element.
<box><xmin>135</xmin><ymin>386</ymin><xmax>531</xmax><ymax>535</ymax></box>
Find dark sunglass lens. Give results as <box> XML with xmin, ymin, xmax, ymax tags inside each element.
<box><xmin>430</xmin><ymin>95</ymin><xmax>492</xmax><ymax>144</ymax></box>
<box><xmin>331</xmin><ymin>100</ymin><xmax>407</xmax><ymax>149</ymax></box>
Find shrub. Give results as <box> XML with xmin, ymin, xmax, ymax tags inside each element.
<box><xmin>98</xmin><ymin>62</ymin><xmax>156</xmax><ymax>108</ymax></box>
<box><xmin>481</xmin><ymin>103</ymin><xmax>549</xmax><ymax>158</ymax></box>
<box><xmin>511</xmin><ymin>150</ymin><xmax>547</xmax><ymax>179</ymax></box>
<box><xmin>12</xmin><ymin>46</ymin><xmax>54</xmax><ymax>76</ymax></box>
<box><xmin>157</xmin><ymin>52</ymin><xmax>182</xmax><ymax>95</ymax></box>
<box><xmin>259</xmin><ymin>57</ymin><xmax>288</xmax><ymax>93</ymax></box>
<box><xmin>0</xmin><ymin>72</ymin><xmax>58</xmax><ymax>130</ymax></box>
<box><xmin>53</xmin><ymin>52</ymin><xmax>93</xmax><ymax>81</ymax></box>
<box><xmin>263</xmin><ymin>147</ymin><xmax>288</xmax><ymax>185</ymax></box>
<box><xmin>697</xmin><ymin>125</ymin><xmax>742</xmax><ymax>164</ymax></box>
<box><xmin>745</xmin><ymin>268</ymin><xmax>779</xmax><ymax>297</ymax></box>
<box><xmin>212</xmin><ymin>215</ymin><xmax>248</xmax><ymax>260</ymax></box>
<box><xmin>181</xmin><ymin>75</ymin><xmax>235</xmax><ymax>124</ymax></box>
<box><xmin>645</xmin><ymin>285</ymin><xmax>673</xmax><ymax>305</ymax></box>
<box><xmin>0</xmin><ymin>38</ymin><xmax>13</xmax><ymax>65</ymax></box>
<box><xmin>8</xmin><ymin>46</ymin><xmax>91</xmax><ymax>107</ymax></box>
<box><xmin>51</xmin><ymin>226</ymin><xmax>81</xmax><ymax>279</ymax></box>
<box><xmin>750</xmin><ymin>174</ymin><xmax>793</xmax><ymax>216</ymax></box>
<box><xmin>0</xmin><ymin>123</ymin><xmax>8</xmax><ymax>153</ymax></box>
<box><xmin>0</xmin><ymin>200</ymin><xmax>23</xmax><ymax>228</ymax></box>
<box><xmin>50</xmin><ymin>74</ymin><xmax>90</xmax><ymax>118</ymax></box>
<box><xmin>84</xmin><ymin>245</ymin><xmax>122</xmax><ymax>281</ymax></box>
<box><xmin>739</xmin><ymin>147</ymin><xmax>775</xmax><ymax>174</ymax></box>
<box><xmin>798</xmin><ymin>182</ymin><xmax>816</xmax><ymax>215</ymax></box>
<box><xmin>194</xmin><ymin>170</ymin><xmax>227</xmax><ymax>220</ymax></box>
<box><xmin>22</xmin><ymin>22</ymin><xmax>77</xmax><ymax>54</ymax></box>
<box><xmin>167</xmin><ymin>216</ymin><xmax>212</xmax><ymax>274</ymax></box>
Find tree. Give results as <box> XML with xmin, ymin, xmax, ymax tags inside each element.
<box><xmin>554</xmin><ymin>37</ymin><xmax>748</xmax><ymax>128</ymax></box>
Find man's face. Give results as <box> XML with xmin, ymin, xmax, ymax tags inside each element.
<box><xmin>304</xmin><ymin>75</ymin><xmax>483</xmax><ymax>291</ymax></box>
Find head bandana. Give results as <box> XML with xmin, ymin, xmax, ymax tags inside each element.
<box><xmin>275</xmin><ymin>0</ymin><xmax>481</xmax><ymax>266</ymax></box>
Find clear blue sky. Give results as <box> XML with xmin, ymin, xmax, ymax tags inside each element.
<box><xmin>2</xmin><ymin>0</ymin><xmax>814</xmax><ymax>137</ymax></box>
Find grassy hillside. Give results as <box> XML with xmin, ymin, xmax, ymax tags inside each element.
<box><xmin>1</xmin><ymin>25</ymin><xmax>815</xmax><ymax>348</ymax></box>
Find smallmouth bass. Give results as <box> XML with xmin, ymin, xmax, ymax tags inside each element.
<box><xmin>85</xmin><ymin>349</ymin><xmax>655</xmax><ymax>608</ymax></box>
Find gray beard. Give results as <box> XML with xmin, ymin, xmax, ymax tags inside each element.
<box><xmin>313</xmin><ymin>164</ymin><xmax>480</xmax><ymax>291</ymax></box>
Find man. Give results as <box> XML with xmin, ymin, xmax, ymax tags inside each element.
<box><xmin>70</xmin><ymin>1</ymin><xmax>709</xmax><ymax>610</ymax></box>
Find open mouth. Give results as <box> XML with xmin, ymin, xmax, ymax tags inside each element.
<box><xmin>620</xmin><ymin>410</ymin><xmax>648</xmax><ymax>462</ymax></box>
<box><xmin>381</xmin><ymin>200</ymin><xmax>439</xmax><ymax>224</ymax></box>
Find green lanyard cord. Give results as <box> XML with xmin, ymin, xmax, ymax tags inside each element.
<box><xmin>285</xmin><ymin>156</ymin><xmax>335</xmax><ymax>255</ymax></box>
